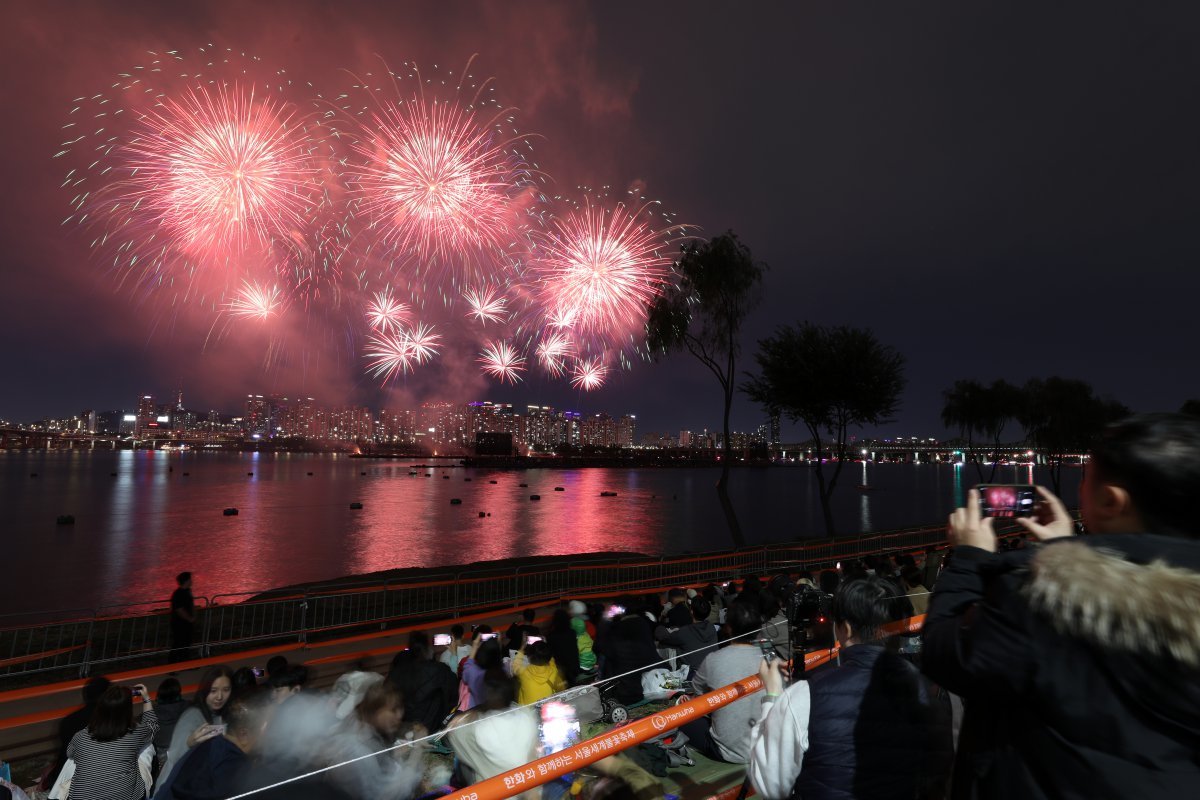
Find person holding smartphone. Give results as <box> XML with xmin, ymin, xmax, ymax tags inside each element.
<box><xmin>511</xmin><ymin>634</ymin><xmax>567</xmax><ymax>705</ymax></box>
<box><xmin>461</xmin><ymin>630</ymin><xmax>504</xmax><ymax>710</ymax></box>
<box><xmin>64</xmin><ymin>683</ymin><xmax>157</xmax><ymax>800</ymax></box>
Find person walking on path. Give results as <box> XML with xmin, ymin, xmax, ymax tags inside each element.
<box><xmin>169</xmin><ymin>572</ymin><xmax>195</xmax><ymax>663</ymax></box>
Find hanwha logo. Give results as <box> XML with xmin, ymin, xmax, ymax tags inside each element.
<box><xmin>651</xmin><ymin>715</ymin><xmax>668</xmax><ymax>731</ymax></box>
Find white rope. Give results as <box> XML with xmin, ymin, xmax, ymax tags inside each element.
<box><xmin>224</xmin><ymin>626</ymin><xmax>763</xmax><ymax>799</ymax></box>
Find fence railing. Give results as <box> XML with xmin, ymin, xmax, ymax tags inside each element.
<box><xmin>0</xmin><ymin>521</ymin><xmax>985</xmax><ymax>684</ymax></box>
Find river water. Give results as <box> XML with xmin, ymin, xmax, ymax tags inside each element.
<box><xmin>0</xmin><ymin>450</ymin><xmax>1080</xmax><ymax>615</ymax></box>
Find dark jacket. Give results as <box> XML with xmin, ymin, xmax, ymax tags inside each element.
<box><xmin>654</xmin><ymin>621</ymin><xmax>719</xmax><ymax>676</ymax></box>
<box><xmin>153</xmin><ymin>700</ymin><xmax>190</xmax><ymax>752</ymax></box>
<box><xmin>798</xmin><ymin>644</ymin><xmax>953</xmax><ymax>800</ymax></box>
<box><xmin>160</xmin><ymin>735</ymin><xmax>248</xmax><ymax>800</ymax></box>
<box><xmin>922</xmin><ymin>534</ymin><xmax>1200</xmax><ymax>799</ymax></box>
<box><xmin>386</xmin><ymin>652</ymin><xmax>460</xmax><ymax>732</ymax></box>
<box><xmin>594</xmin><ymin>615</ymin><xmax>661</xmax><ymax>703</ymax></box>
<box><xmin>546</xmin><ymin>626</ymin><xmax>581</xmax><ymax>685</ymax></box>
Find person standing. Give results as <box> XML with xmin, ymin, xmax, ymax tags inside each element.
<box><xmin>169</xmin><ymin>572</ymin><xmax>195</xmax><ymax>663</ymax></box>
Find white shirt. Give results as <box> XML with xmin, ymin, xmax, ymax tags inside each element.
<box><xmin>748</xmin><ymin>680</ymin><xmax>812</xmax><ymax>800</ymax></box>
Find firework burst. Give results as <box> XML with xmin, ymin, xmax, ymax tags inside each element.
<box><xmin>228</xmin><ymin>281</ymin><xmax>284</xmax><ymax>320</ymax></box>
<box><xmin>364</xmin><ymin>332</ymin><xmax>416</xmax><ymax>383</ymax></box>
<box><xmin>462</xmin><ymin>285</ymin><xmax>509</xmax><ymax>324</ymax></box>
<box><xmin>570</xmin><ymin>356</ymin><xmax>609</xmax><ymax>391</ymax></box>
<box><xmin>478</xmin><ymin>340</ymin><xmax>526</xmax><ymax>384</ymax></box>
<box><xmin>535</xmin><ymin>331</ymin><xmax>575</xmax><ymax>376</ymax></box>
<box><xmin>534</xmin><ymin>200</ymin><xmax>680</xmax><ymax>346</ymax></box>
<box><xmin>366</xmin><ymin>289</ymin><xmax>411</xmax><ymax>333</ymax></box>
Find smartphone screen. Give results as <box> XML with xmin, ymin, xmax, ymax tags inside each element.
<box><xmin>526</xmin><ymin>635</ymin><xmax>542</xmax><ymax>644</ymax></box>
<box><xmin>433</xmin><ymin>633</ymin><xmax>453</xmax><ymax>646</ymax></box>
<box><xmin>480</xmin><ymin>632</ymin><xmax>498</xmax><ymax>641</ymax></box>
<box><xmin>539</xmin><ymin>701</ymin><xmax>580</xmax><ymax>754</ymax></box>
<box><xmin>251</xmin><ymin>667</ymin><xmax>265</xmax><ymax>679</ymax></box>
<box><xmin>978</xmin><ymin>484</ymin><xmax>1036</xmax><ymax>518</ymax></box>
<box><xmin>758</xmin><ymin>638</ymin><xmax>777</xmax><ymax>662</ymax></box>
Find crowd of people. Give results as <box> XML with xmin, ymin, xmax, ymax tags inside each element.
<box><xmin>9</xmin><ymin>412</ymin><xmax>1199</xmax><ymax>798</ymax></box>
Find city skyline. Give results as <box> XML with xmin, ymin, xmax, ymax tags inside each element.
<box><xmin>4</xmin><ymin>3</ymin><xmax>1200</xmax><ymax>437</ymax></box>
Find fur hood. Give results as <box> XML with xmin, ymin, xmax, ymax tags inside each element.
<box><xmin>1025</xmin><ymin>540</ymin><xmax>1200</xmax><ymax>668</ymax></box>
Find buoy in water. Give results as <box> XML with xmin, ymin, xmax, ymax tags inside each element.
<box><xmin>409</xmin><ymin>471</ymin><xmax>417</xmax><ymax>476</ymax></box>
<box><xmin>489</xmin><ymin>480</ymin><xmax>498</xmax><ymax>484</ymax></box>
<box><xmin>464</xmin><ymin>477</ymin><xmax>472</xmax><ymax>482</ymax></box>
<box><xmin>554</xmin><ymin>486</ymin><xmax>564</xmax><ymax>492</ymax></box>
<box><xmin>519</xmin><ymin>483</ymin><xmax>528</xmax><ymax>487</ymax></box>
<box><xmin>223</xmin><ymin>508</ymin><xmax>239</xmax><ymax>516</ymax></box>
<box><xmin>182</xmin><ymin>472</ymin><xmax>190</xmax><ymax>476</ymax></box>
<box><xmin>361</xmin><ymin>471</ymin><xmax>367</xmax><ymax>476</ymax></box>
<box><xmin>600</xmin><ymin>491</ymin><xmax>618</xmax><ymax>497</ymax></box>
<box><xmin>529</xmin><ymin>494</ymin><xmax>541</xmax><ymax>501</ymax></box>
<box><xmin>443</xmin><ymin>475</ymin><xmax>450</xmax><ymax>480</ymax></box>
<box><xmin>307</xmin><ymin>472</ymin><xmax>314</xmax><ymax>476</ymax></box>
<box><xmin>350</xmin><ymin>502</ymin><xmax>363</xmax><ymax>509</ymax></box>
<box><xmin>450</xmin><ymin>498</ymin><xmax>463</xmax><ymax>505</ymax></box>
<box><xmin>247</xmin><ymin>472</ymin><xmax>254</xmax><ymax>476</ymax></box>
<box><xmin>56</xmin><ymin>515</ymin><xmax>75</xmax><ymax>525</ymax></box>
<box><xmin>478</xmin><ymin>511</ymin><xmax>486</xmax><ymax>517</ymax></box>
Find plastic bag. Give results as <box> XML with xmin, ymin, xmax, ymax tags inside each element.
<box><xmin>640</xmin><ymin>665</ymin><xmax>690</xmax><ymax>701</ymax></box>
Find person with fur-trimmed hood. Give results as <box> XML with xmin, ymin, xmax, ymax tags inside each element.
<box><xmin>923</xmin><ymin>413</ymin><xmax>1200</xmax><ymax>799</ymax></box>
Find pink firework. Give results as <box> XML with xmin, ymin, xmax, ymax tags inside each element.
<box><xmin>478</xmin><ymin>341</ymin><xmax>526</xmax><ymax>384</ymax></box>
<box><xmin>535</xmin><ymin>331</ymin><xmax>575</xmax><ymax>376</ymax></box>
<box><xmin>570</xmin><ymin>356</ymin><xmax>609</xmax><ymax>391</ymax></box>
<box><xmin>364</xmin><ymin>332</ymin><xmax>416</xmax><ymax>383</ymax></box>
<box><xmin>118</xmin><ymin>83</ymin><xmax>319</xmax><ymax>261</ymax></box>
<box><xmin>535</xmin><ymin>201</ymin><xmax>678</xmax><ymax>342</ymax></box>
<box><xmin>402</xmin><ymin>322</ymin><xmax>442</xmax><ymax>365</ymax></box>
<box><xmin>228</xmin><ymin>281</ymin><xmax>283</xmax><ymax>320</ymax></box>
<box><xmin>462</xmin><ymin>286</ymin><xmax>508</xmax><ymax>324</ymax></box>
<box><xmin>366</xmin><ymin>289</ymin><xmax>411</xmax><ymax>333</ymax></box>
<box><xmin>350</xmin><ymin>95</ymin><xmax>525</xmax><ymax>276</ymax></box>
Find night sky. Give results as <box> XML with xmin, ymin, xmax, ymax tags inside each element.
<box><xmin>3</xmin><ymin>1</ymin><xmax>1199</xmax><ymax>438</ymax></box>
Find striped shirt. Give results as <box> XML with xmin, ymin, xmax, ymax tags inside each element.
<box><xmin>66</xmin><ymin>707</ymin><xmax>158</xmax><ymax>800</ymax></box>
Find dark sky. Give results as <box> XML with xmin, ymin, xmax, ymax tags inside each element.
<box><xmin>3</xmin><ymin>1</ymin><xmax>1200</xmax><ymax>438</ymax></box>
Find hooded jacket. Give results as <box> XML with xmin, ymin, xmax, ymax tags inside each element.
<box><xmin>922</xmin><ymin>533</ymin><xmax>1200</xmax><ymax>799</ymax></box>
<box><xmin>653</xmin><ymin>620</ymin><xmax>718</xmax><ymax>676</ymax></box>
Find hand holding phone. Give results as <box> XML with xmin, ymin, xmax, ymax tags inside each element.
<box><xmin>757</xmin><ymin>638</ymin><xmax>777</xmax><ymax>662</ymax></box>
<box><xmin>977</xmin><ymin>484</ymin><xmax>1036</xmax><ymax>518</ymax></box>
<box><xmin>480</xmin><ymin>632</ymin><xmax>498</xmax><ymax>641</ymax></box>
<box><xmin>433</xmin><ymin>633</ymin><xmax>453</xmax><ymax>646</ymax></box>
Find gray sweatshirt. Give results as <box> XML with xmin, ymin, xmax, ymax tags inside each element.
<box><xmin>693</xmin><ymin>644</ymin><xmax>764</xmax><ymax>763</ymax></box>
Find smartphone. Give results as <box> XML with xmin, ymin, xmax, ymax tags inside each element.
<box><xmin>603</xmin><ymin>604</ymin><xmax>625</xmax><ymax>620</ymax></box>
<box><xmin>539</xmin><ymin>701</ymin><xmax>580</xmax><ymax>754</ymax></box>
<box><xmin>758</xmin><ymin>638</ymin><xmax>777</xmax><ymax>662</ymax></box>
<box><xmin>251</xmin><ymin>667</ymin><xmax>265</xmax><ymax>679</ymax></box>
<box><xmin>525</xmin><ymin>635</ymin><xmax>542</xmax><ymax>644</ymax></box>
<box><xmin>433</xmin><ymin>633</ymin><xmax>453</xmax><ymax>646</ymax></box>
<box><xmin>480</xmin><ymin>632</ymin><xmax>498</xmax><ymax>641</ymax></box>
<box><xmin>212</xmin><ymin>724</ymin><xmax>227</xmax><ymax>735</ymax></box>
<box><xmin>130</xmin><ymin>687</ymin><xmax>143</xmax><ymax>699</ymax></box>
<box><xmin>978</xmin><ymin>484</ymin><xmax>1036</xmax><ymax>518</ymax></box>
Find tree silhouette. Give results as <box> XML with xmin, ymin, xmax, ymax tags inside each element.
<box><xmin>941</xmin><ymin>379</ymin><xmax>987</xmax><ymax>480</ymax></box>
<box><xmin>941</xmin><ymin>379</ymin><xmax>1024</xmax><ymax>481</ymax></box>
<box><xmin>1018</xmin><ymin>377</ymin><xmax>1129</xmax><ymax>494</ymax></box>
<box><xmin>646</xmin><ymin>232</ymin><xmax>766</xmax><ymax>548</ymax></box>
<box><xmin>743</xmin><ymin>323</ymin><xmax>906</xmax><ymax>537</ymax></box>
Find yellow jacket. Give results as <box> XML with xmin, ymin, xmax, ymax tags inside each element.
<box><xmin>512</xmin><ymin>652</ymin><xmax>567</xmax><ymax>705</ymax></box>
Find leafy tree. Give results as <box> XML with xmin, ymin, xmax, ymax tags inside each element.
<box><xmin>979</xmin><ymin>379</ymin><xmax>1024</xmax><ymax>481</ymax></box>
<box><xmin>1018</xmin><ymin>377</ymin><xmax>1130</xmax><ymax>494</ymax></box>
<box><xmin>942</xmin><ymin>379</ymin><xmax>1024</xmax><ymax>481</ymax></box>
<box><xmin>743</xmin><ymin>323</ymin><xmax>906</xmax><ymax>537</ymax></box>
<box><xmin>646</xmin><ymin>232</ymin><xmax>766</xmax><ymax>548</ymax></box>
<box><xmin>941</xmin><ymin>379</ymin><xmax>987</xmax><ymax>480</ymax></box>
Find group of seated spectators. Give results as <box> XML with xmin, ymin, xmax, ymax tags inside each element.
<box><xmin>16</xmin><ymin>412</ymin><xmax>1200</xmax><ymax>799</ymax></box>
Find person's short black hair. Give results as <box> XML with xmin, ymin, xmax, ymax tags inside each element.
<box><xmin>408</xmin><ymin>630</ymin><xmax>431</xmax><ymax>659</ymax></box>
<box><xmin>231</xmin><ymin>666</ymin><xmax>259</xmax><ymax>696</ymax></box>
<box><xmin>475</xmin><ymin>638</ymin><xmax>504</xmax><ymax>671</ymax></box>
<box><xmin>832</xmin><ymin>576</ymin><xmax>896</xmax><ymax>642</ymax></box>
<box><xmin>265</xmin><ymin>655</ymin><xmax>289</xmax><ymax>680</ymax></box>
<box><xmin>156</xmin><ymin>677</ymin><xmax>182</xmax><ymax>704</ymax></box>
<box><xmin>726</xmin><ymin>600</ymin><xmax>762</xmax><ymax>638</ymax></box>
<box><xmin>88</xmin><ymin>685</ymin><xmax>133</xmax><ymax>742</ymax></box>
<box><xmin>900</xmin><ymin>564</ymin><xmax>924</xmax><ymax>588</ymax></box>
<box><xmin>82</xmin><ymin>676</ymin><xmax>112</xmax><ymax>706</ymax></box>
<box><xmin>522</xmin><ymin>608</ymin><xmax>536</xmax><ymax>622</ymax></box>
<box><xmin>269</xmin><ymin>664</ymin><xmax>309</xmax><ymax>691</ymax></box>
<box><xmin>176</xmin><ymin>571</ymin><xmax>191</xmax><ymax>585</ymax></box>
<box><xmin>667</xmin><ymin>588</ymin><xmax>687</xmax><ymax>601</ymax></box>
<box><xmin>482</xmin><ymin>667</ymin><xmax>516</xmax><ymax>711</ymax></box>
<box><xmin>526</xmin><ymin>640</ymin><xmax>553</xmax><ymax>666</ymax></box>
<box><xmin>450</xmin><ymin>623</ymin><xmax>464</xmax><ymax>639</ymax></box>
<box><xmin>225</xmin><ymin>687</ymin><xmax>273</xmax><ymax>737</ymax></box>
<box><xmin>1090</xmin><ymin>413</ymin><xmax>1200</xmax><ymax>538</ymax></box>
<box><xmin>689</xmin><ymin>597</ymin><xmax>711</xmax><ymax>622</ymax></box>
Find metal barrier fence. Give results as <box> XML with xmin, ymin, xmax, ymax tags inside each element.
<box><xmin>0</xmin><ymin>521</ymin><xmax>973</xmax><ymax>684</ymax></box>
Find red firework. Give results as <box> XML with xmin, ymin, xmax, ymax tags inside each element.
<box><xmin>534</xmin><ymin>200</ymin><xmax>677</xmax><ymax>343</ymax></box>
<box><xmin>462</xmin><ymin>285</ymin><xmax>509</xmax><ymax>324</ymax></box>
<box><xmin>535</xmin><ymin>331</ymin><xmax>575</xmax><ymax>376</ymax></box>
<box><xmin>570</xmin><ymin>356</ymin><xmax>609</xmax><ymax>391</ymax></box>
<box><xmin>478</xmin><ymin>340</ymin><xmax>527</xmax><ymax>384</ymax></box>
<box><xmin>119</xmin><ymin>83</ymin><xmax>320</xmax><ymax>263</ymax></box>
<box><xmin>350</xmin><ymin>95</ymin><xmax>525</xmax><ymax>276</ymax></box>
<box><xmin>366</xmin><ymin>289</ymin><xmax>411</xmax><ymax>333</ymax></box>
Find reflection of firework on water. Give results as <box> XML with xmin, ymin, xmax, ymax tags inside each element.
<box><xmin>534</xmin><ymin>199</ymin><xmax>680</xmax><ymax>345</ymax></box>
<box><xmin>462</xmin><ymin>285</ymin><xmax>509</xmax><ymax>324</ymax></box>
<box><xmin>228</xmin><ymin>281</ymin><xmax>283</xmax><ymax>320</ymax></box>
<box><xmin>366</xmin><ymin>289</ymin><xmax>411</xmax><ymax>333</ymax></box>
<box><xmin>570</xmin><ymin>356</ymin><xmax>609</xmax><ymax>391</ymax></box>
<box><xmin>478</xmin><ymin>340</ymin><xmax>527</xmax><ymax>384</ymax></box>
<box><xmin>535</xmin><ymin>331</ymin><xmax>575</xmax><ymax>376</ymax></box>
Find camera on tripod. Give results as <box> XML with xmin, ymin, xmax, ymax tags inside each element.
<box><xmin>788</xmin><ymin>586</ymin><xmax>834</xmax><ymax>651</ymax></box>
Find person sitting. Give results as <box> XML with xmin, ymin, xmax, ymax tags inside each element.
<box><xmin>679</xmin><ymin>601</ymin><xmax>764</xmax><ymax>764</ymax></box>
<box><xmin>155</xmin><ymin>689</ymin><xmax>274</xmax><ymax>800</ymax></box>
<box><xmin>157</xmin><ymin>665</ymin><xmax>233</xmax><ymax>790</ymax></box>
<box><xmin>748</xmin><ymin>576</ymin><xmax>952</xmax><ymax>799</ymax></box>
<box><xmin>230</xmin><ymin>666</ymin><xmax>260</xmax><ymax>702</ymax></box>
<box><xmin>900</xmin><ymin>564</ymin><xmax>929</xmax><ymax>616</ymax></box>
<box><xmin>923</xmin><ymin>413</ymin><xmax>1200</xmax><ymax>798</ymax></box>
<box><xmin>438</xmin><ymin>624</ymin><xmax>472</xmax><ymax>673</ymax></box>
<box><xmin>572</xmin><ymin>616</ymin><xmax>598</xmax><ymax>678</ymax></box>
<box><xmin>653</xmin><ymin>597</ymin><xmax>718</xmax><ymax>676</ymax></box>
<box><xmin>324</xmin><ymin>681</ymin><xmax>424</xmax><ymax>800</ymax></box>
<box><xmin>512</xmin><ymin>638</ymin><xmax>567</xmax><ymax>705</ymax></box>
<box><xmin>461</xmin><ymin>634</ymin><xmax>504</xmax><ymax>710</ymax></box>
<box><xmin>505</xmin><ymin>609</ymin><xmax>542</xmax><ymax>652</ymax></box>
<box><xmin>387</xmin><ymin>630</ymin><xmax>459</xmax><ymax>732</ymax></box>
<box><xmin>151</xmin><ymin>678</ymin><xmax>188</xmax><ymax>780</ymax></box>
<box><xmin>45</xmin><ymin>675</ymin><xmax>110</xmax><ymax>790</ymax></box>
<box><xmin>268</xmin><ymin>664</ymin><xmax>309</xmax><ymax>705</ymax></box>
<box><xmin>265</xmin><ymin>655</ymin><xmax>290</xmax><ymax>683</ymax></box>
<box><xmin>661</xmin><ymin>588</ymin><xmax>691</xmax><ymax>627</ymax></box>
<box><xmin>66</xmin><ymin>683</ymin><xmax>158</xmax><ymax>800</ymax></box>
<box><xmin>445</xmin><ymin>668</ymin><xmax>539</xmax><ymax>792</ymax></box>
<box><xmin>546</xmin><ymin>609</ymin><xmax>582</xmax><ymax>686</ymax></box>
<box><xmin>594</xmin><ymin>602</ymin><xmax>661</xmax><ymax>704</ymax></box>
